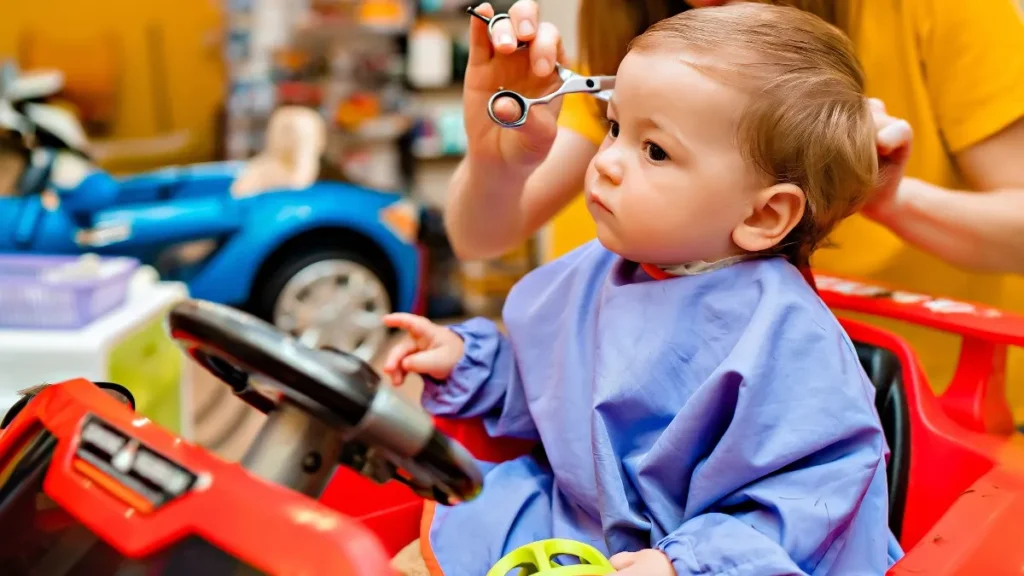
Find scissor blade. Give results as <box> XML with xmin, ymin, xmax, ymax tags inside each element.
<box><xmin>589</xmin><ymin>76</ymin><xmax>615</xmax><ymax>101</ymax></box>
<box><xmin>589</xmin><ymin>76</ymin><xmax>616</xmax><ymax>92</ymax></box>
<box><xmin>553</xmin><ymin>74</ymin><xmax>616</xmax><ymax>100</ymax></box>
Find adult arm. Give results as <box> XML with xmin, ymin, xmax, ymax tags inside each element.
<box><xmin>867</xmin><ymin>0</ymin><xmax>1024</xmax><ymax>273</ymax></box>
<box><xmin>444</xmin><ymin>127</ymin><xmax>598</xmax><ymax>260</ymax></box>
<box><xmin>871</xmin><ymin>119</ymin><xmax>1024</xmax><ymax>273</ymax></box>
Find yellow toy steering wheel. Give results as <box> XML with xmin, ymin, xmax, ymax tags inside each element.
<box><xmin>486</xmin><ymin>539</ymin><xmax>614</xmax><ymax>576</ymax></box>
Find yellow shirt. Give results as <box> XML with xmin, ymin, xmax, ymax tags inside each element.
<box><xmin>551</xmin><ymin>0</ymin><xmax>1024</xmax><ymax>416</ymax></box>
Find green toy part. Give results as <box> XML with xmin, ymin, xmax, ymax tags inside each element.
<box><xmin>486</xmin><ymin>539</ymin><xmax>614</xmax><ymax>576</ymax></box>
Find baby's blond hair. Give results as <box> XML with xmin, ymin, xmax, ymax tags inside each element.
<box><xmin>628</xmin><ymin>3</ymin><xmax>877</xmax><ymax>265</ymax></box>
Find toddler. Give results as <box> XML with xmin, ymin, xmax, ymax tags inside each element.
<box><xmin>389</xmin><ymin>4</ymin><xmax>902</xmax><ymax>575</ymax></box>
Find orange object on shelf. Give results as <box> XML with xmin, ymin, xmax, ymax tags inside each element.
<box><xmin>358</xmin><ymin>0</ymin><xmax>408</xmax><ymax>27</ymax></box>
<box><xmin>334</xmin><ymin>93</ymin><xmax>381</xmax><ymax>131</ymax></box>
<box><xmin>18</xmin><ymin>31</ymin><xmax>121</xmax><ymax>133</ymax></box>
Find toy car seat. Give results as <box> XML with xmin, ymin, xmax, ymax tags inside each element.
<box><xmin>230</xmin><ymin>106</ymin><xmax>326</xmax><ymax>198</ymax></box>
<box><xmin>854</xmin><ymin>341</ymin><xmax>910</xmax><ymax>539</ymax></box>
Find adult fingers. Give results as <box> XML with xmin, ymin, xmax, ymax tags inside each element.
<box><xmin>468</xmin><ymin>3</ymin><xmax>496</xmax><ymax>65</ymax></box>
<box><xmin>489</xmin><ymin>14</ymin><xmax>519</xmax><ymax>54</ymax></box>
<box><xmin>529</xmin><ymin>21</ymin><xmax>561</xmax><ymax>77</ymax></box>
<box><xmin>508</xmin><ymin>0</ymin><xmax>539</xmax><ymax>41</ymax></box>
<box><xmin>512</xmin><ymin>98</ymin><xmax>559</xmax><ymax>158</ymax></box>
<box><xmin>490</xmin><ymin>96</ymin><xmax>524</xmax><ymax>125</ymax></box>
<box><xmin>877</xmin><ymin>119</ymin><xmax>912</xmax><ymax>157</ymax></box>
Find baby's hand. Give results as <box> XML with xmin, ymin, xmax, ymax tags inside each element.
<box><xmin>381</xmin><ymin>313</ymin><xmax>465</xmax><ymax>386</ymax></box>
<box><xmin>609</xmin><ymin>549</ymin><xmax>675</xmax><ymax>576</ymax></box>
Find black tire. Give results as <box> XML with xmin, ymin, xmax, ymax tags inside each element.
<box><xmin>250</xmin><ymin>247</ymin><xmax>396</xmax><ymax>357</ymax></box>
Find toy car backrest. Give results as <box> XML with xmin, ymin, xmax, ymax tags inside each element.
<box><xmin>230</xmin><ymin>106</ymin><xmax>326</xmax><ymax>198</ymax></box>
<box><xmin>853</xmin><ymin>340</ymin><xmax>910</xmax><ymax>540</ymax></box>
<box><xmin>820</xmin><ymin>273</ymin><xmax>1024</xmax><ymax>550</ymax></box>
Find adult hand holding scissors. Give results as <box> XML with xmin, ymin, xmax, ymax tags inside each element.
<box><xmin>464</xmin><ymin>1</ymin><xmax>567</xmax><ymax>169</ymax></box>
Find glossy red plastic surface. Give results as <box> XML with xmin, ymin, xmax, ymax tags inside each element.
<box><xmin>816</xmin><ymin>272</ymin><xmax>1024</xmax><ymax>434</ymax></box>
<box><xmin>324</xmin><ymin>272</ymin><xmax>1024</xmax><ymax>575</ymax></box>
<box><xmin>319</xmin><ymin>417</ymin><xmax>533</xmax><ymax>557</ymax></box>
<box><xmin>0</xmin><ymin>379</ymin><xmax>394</xmax><ymax>576</ymax></box>
<box><xmin>890</xmin><ymin>462</ymin><xmax>1024</xmax><ymax>575</ymax></box>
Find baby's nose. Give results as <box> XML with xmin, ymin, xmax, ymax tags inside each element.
<box><xmin>593</xmin><ymin>148</ymin><xmax>624</xmax><ymax>185</ymax></box>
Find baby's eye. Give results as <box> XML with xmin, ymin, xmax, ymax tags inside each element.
<box><xmin>607</xmin><ymin>120</ymin><xmax>620</xmax><ymax>138</ymax></box>
<box><xmin>645</xmin><ymin>142</ymin><xmax>669</xmax><ymax>162</ymax></box>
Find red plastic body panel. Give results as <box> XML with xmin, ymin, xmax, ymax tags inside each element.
<box><xmin>319</xmin><ymin>417</ymin><xmax>533</xmax><ymax>557</ymax></box>
<box><xmin>838</xmin><ymin>317</ymin><xmax>1021</xmax><ymax>550</ymax></box>
<box><xmin>0</xmin><ymin>379</ymin><xmax>395</xmax><ymax>576</ymax></box>
<box><xmin>816</xmin><ymin>273</ymin><xmax>1024</xmax><ymax>435</ymax></box>
<box><xmin>322</xmin><ymin>272</ymin><xmax>1024</xmax><ymax>574</ymax></box>
<box><xmin>889</xmin><ymin>463</ymin><xmax>1024</xmax><ymax>575</ymax></box>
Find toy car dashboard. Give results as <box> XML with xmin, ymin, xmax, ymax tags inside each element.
<box><xmin>0</xmin><ymin>378</ymin><xmax>392</xmax><ymax>575</ymax></box>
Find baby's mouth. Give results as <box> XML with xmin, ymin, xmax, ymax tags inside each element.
<box><xmin>588</xmin><ymin>192</ymin><xmax>613</xmax><ymax>214</ymax></box>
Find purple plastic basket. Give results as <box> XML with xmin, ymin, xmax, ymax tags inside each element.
<box><xmin>0</xmin><ymin>254</ymin><xmax>140</xmax><ymax>330</ymax></box>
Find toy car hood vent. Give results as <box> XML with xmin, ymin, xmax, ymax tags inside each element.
<box><xmin>75</xmin><ymin>416</ymin><xmax>197</xmax><ymax>511</ymax></box>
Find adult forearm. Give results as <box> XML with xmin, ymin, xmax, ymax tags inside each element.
<box><xmin>878</xmin><ymin>178</ymin><xmax>1024</xmax><ymax>274</ymax></box>
<box><xmin>444</xmin><ymin>159</ymin><xmax>533</xmax><ymax>260</ymax></box>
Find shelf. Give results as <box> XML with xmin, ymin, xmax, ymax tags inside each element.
<box><xmin>414</xmin><ymin>152</ymin><xmax>464</xmax><ymax>162</ymax></box>
<box><xmin>333</xmin><ymin>113</ymin><xmax>413</xmax><ymax>143</ymax></box>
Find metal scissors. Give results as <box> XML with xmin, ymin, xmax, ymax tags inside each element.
<box><xmin>466</xmin><ymin>7</ymin><xmax>616</xmax><ymax>129</ymax></box>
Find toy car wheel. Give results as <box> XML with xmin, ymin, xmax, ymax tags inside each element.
<box><xmin>263</xmin><ymin>249</ymin><xmax>393</xmax><ymax>363</ymax></box>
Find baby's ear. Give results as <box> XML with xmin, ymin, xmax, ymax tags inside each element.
<box><xmin>731</xmin><ymin>183</ymin><xmax>806</xmax><ymax>253</ymax></box>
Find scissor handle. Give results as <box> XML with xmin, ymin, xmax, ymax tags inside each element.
<box><xmin>487</xmin><ymin>90</ymin><xmax>530</xmax><ymax>128</ymax></box>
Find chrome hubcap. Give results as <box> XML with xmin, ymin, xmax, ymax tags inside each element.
<box><xmin>272</xmin><ymin>259</ymin><xmax>391</xmax><ymax>362</ymax></box>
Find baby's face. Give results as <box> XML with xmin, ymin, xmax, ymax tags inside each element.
<box><xmin>584</xmin><ymin>49</ymin><xmax>763</xmax><ymax>266</ymax></box>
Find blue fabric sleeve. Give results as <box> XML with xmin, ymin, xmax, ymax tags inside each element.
<box><xmin>420</xmin><ymin>317</ymin><xmax>539</xmax><ymax>441</ymax></box>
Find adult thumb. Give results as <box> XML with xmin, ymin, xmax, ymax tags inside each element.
<box><xmin>511</xmin><ymin>104</ymin><xmax>559</xmax><ymax>161</ymax></box>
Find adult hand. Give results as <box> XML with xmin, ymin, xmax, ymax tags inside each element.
<box><xmin>463</xmin><ymin>1</ymin><xmax>567</xmax><ymax>169</ymax></box>
<box><xmin>381</xmin><ymin>313</ymin><xmax>465</xmax><ymax>385</ymax></box>
<box><xmin>861</xmin><ymin>98</ymin><xmax>913</xmax><ymax>224</ymax></box>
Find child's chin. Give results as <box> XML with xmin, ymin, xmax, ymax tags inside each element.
<box><xmin>594</xmin><ymin>227</ymin><xmax>627</xmax><ymax>256</ymax></box>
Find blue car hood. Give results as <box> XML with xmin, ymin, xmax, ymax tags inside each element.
<box><xmin>115</xmin><ymin>161</ymin><xmax>245</xmax><ymax>203</ymax></box>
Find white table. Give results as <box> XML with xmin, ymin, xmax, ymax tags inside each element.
<box><xmin>0</xmin><ymin>279</ymin><xmax>194</xmax><ymax>439</ymax></box>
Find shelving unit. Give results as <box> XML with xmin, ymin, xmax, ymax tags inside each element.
<box><xmin>220</xmin><ymin>0</ymin><xmax>530</xmax><ymax>317</ymax></box>
<box><xmin>220</xmin><ymin>0</ymin><xmax>517</xmax><ymax>198</ymax></box>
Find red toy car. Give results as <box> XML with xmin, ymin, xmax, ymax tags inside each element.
<box><xmin>0</xmin><ymin>300</ymin><xmax>482</xmax><ymax>575</ymax></box>
<box><xmin>2</xmin><ymin>275</ymin><xmax>1022</xmax><ymax>575</ymax></box>
<box><xmin>321</xmin><ymin>272</ymin><xmax>1024</xmax><ymax>575</ymax></box>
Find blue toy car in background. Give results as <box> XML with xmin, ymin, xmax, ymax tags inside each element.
<box><xmin>0</xmin><ymin>151</ymin><xmax>426</xmax><ymax>362</ymax></box>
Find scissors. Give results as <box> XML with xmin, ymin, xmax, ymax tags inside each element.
<box><xmin>467</xmin><ymin>7</ymin><xmax>616</xmax><ymax>129</ymax></box>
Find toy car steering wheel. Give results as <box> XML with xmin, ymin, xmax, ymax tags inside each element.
<box><xmin>167</xmin><ymin>299</ymin><xmax>482</xmax><ymax>505</ymax></box>
<box><xmin>488</xmin><ymin>540</ymin><xmax>614</xmax><ymax>576</ymax></box>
